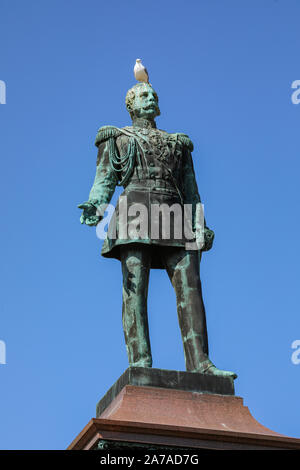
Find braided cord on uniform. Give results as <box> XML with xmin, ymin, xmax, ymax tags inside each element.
<box><xmin>108</xmin><ymin>136</ymin><xmax>136</xmax><ymax>186</ymax></box>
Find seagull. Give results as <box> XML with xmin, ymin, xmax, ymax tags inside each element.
<box><xmin>134</xmin><ymin>59</ymin><xmax>149</xmax><ymax>84</ymax></box>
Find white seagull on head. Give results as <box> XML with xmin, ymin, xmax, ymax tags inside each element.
<box><xmin>134</xmin><ymin>59</ymin><xmax>149</xmax><ymax>84</ymax></box>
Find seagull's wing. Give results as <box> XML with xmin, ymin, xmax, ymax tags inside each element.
<box><xmin>144</xmin><ymin>67</ymin><xmax>150</xmax><ymax>83</ymax></box>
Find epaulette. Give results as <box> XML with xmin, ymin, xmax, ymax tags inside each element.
<box><xmin>95</xmin><ymin>125</ymin><xmax>123</xmax><ymax>148</ymax></box>
<box><xmin>176</xmin><ymin>133</ymin><xmax>194</xmax><ymax>152</ymax></box>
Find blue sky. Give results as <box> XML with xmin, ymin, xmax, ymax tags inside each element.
<box><xmin>0</xmin><ymin>0</ymin><xmax>300</xmax><ymax>449</ymax></box>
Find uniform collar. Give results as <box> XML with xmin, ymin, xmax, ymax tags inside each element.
<box><xmin>132</xmin><ymin>117</ymin><xmax>157</xmax><ymax>129</ymax></box>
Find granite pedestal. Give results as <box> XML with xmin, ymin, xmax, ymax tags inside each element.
<box><xmin>68</xmin><ymin>367</ymin><xmax>300</xmax><ymax>450</ymax></box>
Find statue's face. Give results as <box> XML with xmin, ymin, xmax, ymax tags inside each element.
<box><xmin>131</xmin><ymin>84</ymin><xmax>160</xmax><ymax>120</ymax></box>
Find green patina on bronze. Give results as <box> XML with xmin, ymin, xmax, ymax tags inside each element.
<box><xmin>97</xmin><ymin>439</ymin><xmax>197</xmax><ymax>451</ymax></box>
<box><xmin>78</xmin><ymin>82</ymin><xmax>237</xmax><ymax>379</ymax></box>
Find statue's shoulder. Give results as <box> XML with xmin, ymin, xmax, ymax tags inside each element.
<box><xmin>158</xmin><ymin>129</ymin><xmax>194</xmax><ymax>152</ymax></box>
<box><xmin>173</xmin><ymin>132</ymin><xmax>194</xmax><ymax>152</ymax></box>
<box><xmin>95</xmin><ymin>125</ymin><xmax>123</xmax><ymax>147</ymax></box>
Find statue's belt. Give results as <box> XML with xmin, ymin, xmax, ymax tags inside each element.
<box><xmin>124</xmin><ymin>178</ymin><xmax>180</xmax><ymax>197</ymax></box>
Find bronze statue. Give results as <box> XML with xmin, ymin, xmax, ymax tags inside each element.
<box><xmin>79</xmin><ymin>76</ymin><xmax>236</xmax><ymax>379</ymax></box>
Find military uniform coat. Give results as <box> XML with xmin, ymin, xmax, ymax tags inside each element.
<box><xmin>88</xmin><ymin>123</ymin><xmax>202</xmax><ymax>268</ymax></box>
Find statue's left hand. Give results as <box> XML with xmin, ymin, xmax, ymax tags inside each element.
<box><xmin>202</xmin><ymin>227</ymin><xmax>215</xmax><ymax>251</ymax></box>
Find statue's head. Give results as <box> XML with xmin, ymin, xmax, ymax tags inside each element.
<box><xmin>125</xmin><ymin>83</ymin><xmax>160</xmax><ymax>121</ymax></box>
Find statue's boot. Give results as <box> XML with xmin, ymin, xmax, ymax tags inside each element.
<box><xmin>189</xmin><ymin>358</ymin><xmax>237</xmax><ymax>379</ymax></box>
<box><xmin>203</xmin><ymin>364</ymin><xmax>237</xmax><ymax>379</ymax></box>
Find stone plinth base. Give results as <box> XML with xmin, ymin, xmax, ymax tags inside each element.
<box><xmin>68</xmin><ymin>367</ymin><xmax>300</xmax><ymax>450</ymax></box>
<box><xmin>96</xmin><ymin>366</ymin><xmax>235</xmax><ymax>418</ymax></box>
<box><xmin>98</xmin><ymin>385</ymin><xmax>281</xmax><ymax>435</ymax></box>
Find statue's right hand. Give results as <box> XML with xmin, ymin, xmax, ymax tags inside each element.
<box><xmin>78</xmin><ymin>201</ymin><xmax>101</xmax><ymax>226</ymax></box>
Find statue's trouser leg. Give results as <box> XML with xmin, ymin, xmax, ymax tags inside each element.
<box><xmin>162</xmin><ymin>247</ymin><xmax>211</xmax><ymax>373</ymax></box>
<box><xmin>120</xmin><ymin>246</ymin><xmax>152</xmax><ymax>368</ymax></box>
